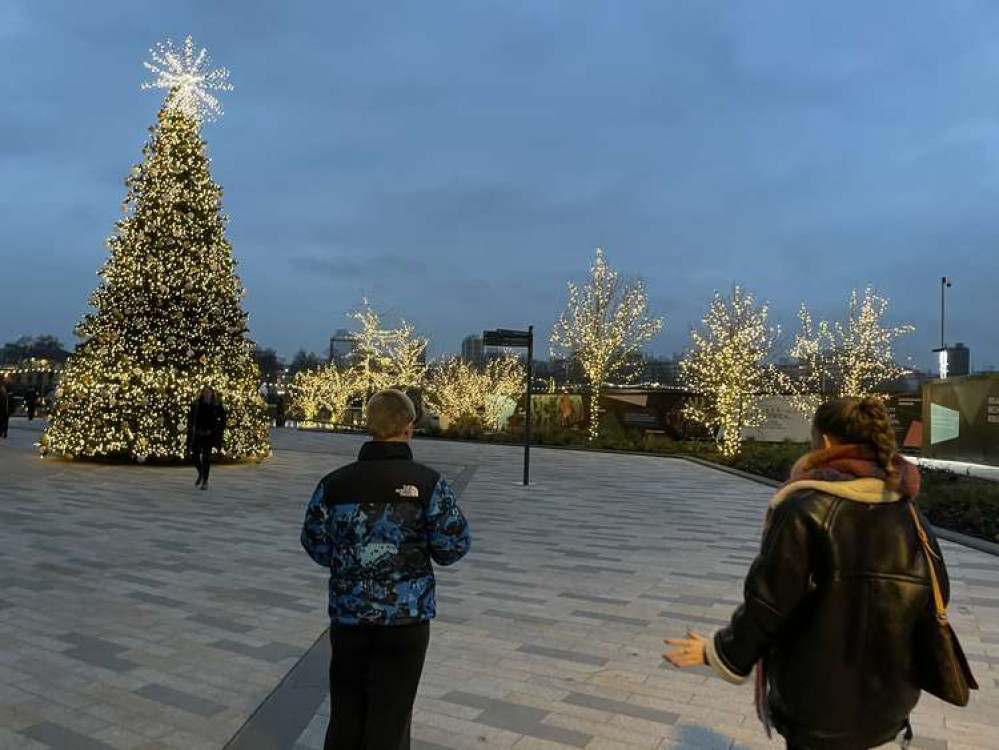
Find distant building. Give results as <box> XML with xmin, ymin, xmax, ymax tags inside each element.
<box><xmin>642</xmin><ymin>355</ymin><xmax>683</xmax><ymax>386</ymax></box>
<box><xmin>935</xmin><ymin>342</ymin><xmax>970</xmax><ymax>379</ymax></box>
<box><xmin>461</xmin><ymin>335</ymin><xmax>484</xmax><ymax>369</ymax></box>
<box><xmin>329</xmin><ymin>329</ymin><xmax>356</xmax><ymax>365</ymax></box>
<box><xmin>545</xmin><ymin>357</ymin><xmax>581</xmax><ymax>386</ymax></box>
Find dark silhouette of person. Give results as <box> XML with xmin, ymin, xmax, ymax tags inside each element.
<box><xmin>0</xmin><ymin>382</ymin><xmax>11</xmax><ymax>439</ymax></box>
<box><xmin>24</xmin><ymin>388</ymin><xmax>38</xmax><ymax>421</ymax></box>
<box><xmin>275</xmin><ymin>395</ymin><xmax>287</xmax><ymax>428</ymax></box>
<box><xmin>186</xmin><ymin>387</ymin><xmax>226</xmax><ymax>490</ymax></box>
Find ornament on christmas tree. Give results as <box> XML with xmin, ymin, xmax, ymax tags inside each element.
<box><xmin>141</xmin><ymin>36</ymin><xmax>232</xmax><ymax>123</ymax></box>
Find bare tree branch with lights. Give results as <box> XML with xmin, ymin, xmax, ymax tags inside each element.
<box><xmin>551</xmin><ymin>247</ymin><xmax>662</xmax><ymax>440</ymax></box>
<box><xmin>680</xmin><ymin>286</ymin><xmax>782</xmax><ymax>458</ymax></box>
<box><xmin>790</xmin><ymin>286</ymin><xmax>915</xmax><ymax>415</ymax></box>
<box><xmin>44</xmin><ymin>38</ymin><xmax>268</xmax><ymax>461</ymax></box>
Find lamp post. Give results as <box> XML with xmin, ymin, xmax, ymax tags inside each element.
<box><xmin>940</xmin><ymin>276</ymin><xmax>952</xmax><ymax>350</ymax></box>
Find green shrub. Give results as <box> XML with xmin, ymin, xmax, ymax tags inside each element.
<box><xmin>421</xmin><ymin>421</ymin><xmax>999</xmax><ymax>545</ymax></box>
<box><xmin>918</xmin><ymin>470</ymin><xmax>999</xmax><ymax>544</ymax></box>
<box><xmin>724</xmin><ymin>441</ymin><xmax>807</xmax><ymax>482</ymax></box>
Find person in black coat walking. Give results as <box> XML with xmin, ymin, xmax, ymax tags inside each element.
<box><xmin>663</xmin><ymin>397</ymin><xmax>966</xmax><ymax>750</ymax></box>
<box><xmin>186</xmin><ymin>387</ymin><xmax>226</xmax><ymax>490</ymax></box>
<box><xmin>24</xmin><ymin>388</ymin><xmax>38</xmax><ymax>421</ymax></box>
<box><xmin>0</xmin><ymin>382</ymin><xmax>11</xmax><ymax>439</ymax></box>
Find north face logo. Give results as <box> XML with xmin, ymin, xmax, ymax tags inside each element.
<box><xmin>396</xmin><ymin>485</ymin><xmax>420</xmax><ymax>498</ymax></box>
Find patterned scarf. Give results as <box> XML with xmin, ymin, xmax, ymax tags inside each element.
<box><xmin>754</xmin><ymin>444</ymin><xmax>920</xmax><ymax>737</ymax></box>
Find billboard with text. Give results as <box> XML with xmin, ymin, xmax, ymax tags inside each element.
<box><xmin>922</xmin><ymin>374</ymin><xmax>999</xmax><ymax>465</ymax></box>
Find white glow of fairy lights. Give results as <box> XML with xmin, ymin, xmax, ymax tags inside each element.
<box><xmin>790</xmin><ymin>286</ymin><xmax>915</xmax><ymax>414</ymax></box>
<box><xmin>551</xmin><ymin>247</ymin><xmax>662</xmax><ymax>440</ymax></box>
<box><xmin>680</xmin><ymin>286</ymin><xmax>782</xmax><ymax>458</ymax></box>
<box><xmin>142</xmin><ymin>36</ymin><xmax>232</xmax><ymax>122</ymax></box>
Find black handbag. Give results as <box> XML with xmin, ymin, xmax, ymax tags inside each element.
<box><xmin>908</xmin><ymin>503</ymin><xmax>978</xmax><ymax>707</ymax></box>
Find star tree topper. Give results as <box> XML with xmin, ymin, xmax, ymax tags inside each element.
<box><xmin>142</xmin><ymin>36</ymin><xmax>232</xmax><ymax>122</ymax></box>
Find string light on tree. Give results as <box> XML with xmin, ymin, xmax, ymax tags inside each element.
<box><xmin>291</xmin><ymin>363</ymin><xmax>362</xmax><ymax>425</ymax></box>
<box><xmin>790</xmin><ymin>286</ymin><xmax>914</xmax><ymax>415</ymax></box>
<box><xmin>551</xmin><ymin>247</ymin><xmax>662</xmax><ymax>440</ymax></box>
<box><xmin>43</xmin><ymin>38</ymin><xmax>268</xmax><ymax>461</ymax></box>
<box><xmin>680</xmin><ymin>286</ymin><xmax>781</xmax><ymax>458</ymax></box>
<box><xmin>424</xmin><ymin>355</ymin><xmax>524</xmax><ymax>430</ymax></box>
<box><xmin>348</xmin><ymin>299</ymin><xmax>428</xmax><ymax>401</ymax></box>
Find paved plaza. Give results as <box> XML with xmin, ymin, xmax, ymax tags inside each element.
<box><xmin>0</xmin><ymin>421</ymin><xmax>996</xmax><ymax>750</ymax></box>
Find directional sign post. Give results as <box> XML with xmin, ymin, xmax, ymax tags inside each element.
<box><xmin>483</xmin><ymin>327</ymin><xmax>534</xmax><ymax>485</ymax></box>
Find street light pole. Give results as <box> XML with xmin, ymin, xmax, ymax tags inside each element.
<box><xmin>940</xmin><ymin>276</ymin><xmax>952</xmax><ymax>350</ymax></box>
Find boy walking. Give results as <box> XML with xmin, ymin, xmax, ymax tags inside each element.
<box><xmin>301</xmin><ymin>389</ymin><xmax>471</xmax><ymax>749</ymax></box>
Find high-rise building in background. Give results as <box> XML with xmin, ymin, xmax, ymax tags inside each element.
<box><xmin>642</xmin><ymin>354</ymin><xmax>683</xmax><ymax>386</ymax></box>
<box><xmin>936</xmin><ymin>342</ymin><xmax>971</xmax><ymax>379</ymax></box>
<box><xmin>329</xmin><ymin>329</ymin><xmax>357</xmax><ymax>365</ymax></box>
<box><xmin>461</xmin><ymin>335</ymin><xmax>485</xmax><ymax>369</ymax></box>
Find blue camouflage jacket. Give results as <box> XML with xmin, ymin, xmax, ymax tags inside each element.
<box><xmin>300</xmin><ymin>440</ymin><xmax>471</xmax><ymax>626</ymax></box>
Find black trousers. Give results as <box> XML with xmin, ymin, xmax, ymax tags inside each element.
<box><xmin>26</xmin><ymin>404</ymin><xmax>36</xmax><ymax>421</ymax></box>
<box><xmin>192</xmin><ymin>442</ymin><xmax>213</xmax><ymax>482</ymax></box>
<box><xmin>0</xmin><ymin>414</ymin><xmax>8</xmax><ymax>438</ymax></box>
<box><xmin>326</xmin><ymin>622</ymin><xmax>430</xmax><ymax>750</ymax></box>
<box><xmin>786</xmin><ymin>720</ymin><xmax>912</xmax><ymax>749</ymax></box>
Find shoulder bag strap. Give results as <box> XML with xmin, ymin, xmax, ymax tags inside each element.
<box><xmin>907</xmin><ymin>502</ymin><xmax>948</xmax><ymax>623</ymax></box>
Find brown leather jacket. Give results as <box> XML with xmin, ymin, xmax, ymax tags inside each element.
<box><xmin>708</xmin><ymin>488</ymin><xmax>948</xmax><ymax>750</ymax></box>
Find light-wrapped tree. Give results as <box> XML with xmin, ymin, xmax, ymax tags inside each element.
<box><xmin>424</xmin><ymin>355</ymin><xmax>524</xmax><ymax>430</ymax></box>
<box><xmin>349</xmin><ymin>300</ymin><xmax>428</xmax><ymax>399</ymax></box>
<box><xmin>681</xmin><ymin>286</ymin><xmax>781</xmax><ymax>458</ymax></box>
<box><xmin>551</xmin><ymin>247</ymin><xmax>661</xmax><ymax>440</ymax></box>
<box><xmin>44</xmin><ymin>38</ymin><xmax>268</xmax><ymax>461</ymax></box>
<box><xmin>790</xmin><ymin>286</ymin><xmax>914</xmax><ymax>415</ymax></box>
<box><xmin>291</xmin><ymin>363</ymin><xmax>362</xmax><ymax>425</ymax></box>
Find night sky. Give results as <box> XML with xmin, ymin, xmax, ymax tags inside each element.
<box><xmin>2</xmin><ymin>1</ymin><xmax>996</xmax><ymax>369</ymax></box>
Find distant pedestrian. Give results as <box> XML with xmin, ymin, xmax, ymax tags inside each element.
<box><xmin>301</xmin><ymin>389</ymin><xmax>471</xmax><ymax>749</ymax></box>
<box><xmin>0</xmin><ymin>382</ymin><xmax>11</xmax><ymax>439</ymax></box>
<box><xmin>186</xmin><ymin>387</ymin><xmax>226</xmax><ymax>490</ymax></box>
<box><xmin>275</xmin><ymin>395</ymin><xmax>287</xmax><ymax>427</ymax></box>
<box><xmin>24</xmin><ymin>388</ymin><xmax>38</xmax><ymax>421</ymax></box>
<box><xmin>664</xmin><ymin>396</ymin><xmax>976</xmax><ymax>750</ymax></box>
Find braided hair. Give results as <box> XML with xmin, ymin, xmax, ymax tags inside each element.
<box><xmin>813</xmin><ymin>396</ymin><xmax>899</xmax><ymax>491</ymax></box>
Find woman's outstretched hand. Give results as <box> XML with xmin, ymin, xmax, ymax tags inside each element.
<box><xmin>663</xmin><ymin>631</ymin><xmax>708</xmax><ymax>668</ymax></box>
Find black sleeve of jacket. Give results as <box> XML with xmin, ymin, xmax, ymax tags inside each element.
<box><xmin>712</xmin><ymin>496</ymin><xmax>816</xmax><ymax>679</ymax></box>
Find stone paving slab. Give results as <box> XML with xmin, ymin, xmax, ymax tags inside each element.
<box><xmin>0</xmin><ymin>427</ymin><xmax>463</xmax><ymax>750</ymax></box>
<box><xmin>1</xmin><ymin>425</ymin><xmax>997</xmax><ymax>750</ymax></box>
<box><xmin>289</xmin><ymin>437</ymin><xmax>999</xmax><ymax>750</ymax></box>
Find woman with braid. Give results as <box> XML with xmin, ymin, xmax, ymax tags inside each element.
<box><xmin>665</xmin><ymin>397</ymin><xmax>955</xmax><ymax>750</ymax></box>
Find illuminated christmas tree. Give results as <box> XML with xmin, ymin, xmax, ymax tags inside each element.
<box><xmin>681</xmin><ymin>286</ymin><xmax>781</xmax><ymax>458</ymax></box>
<box><xmin>43</xmin><ymin>38</ymin><xmax>269</xmax><ymax>461</ymax></box>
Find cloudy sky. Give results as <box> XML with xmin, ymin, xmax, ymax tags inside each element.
<box><xmin>2</xmin><ymin>1</ymin><xmax>996</xmax><ymax>369</ymax></box>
